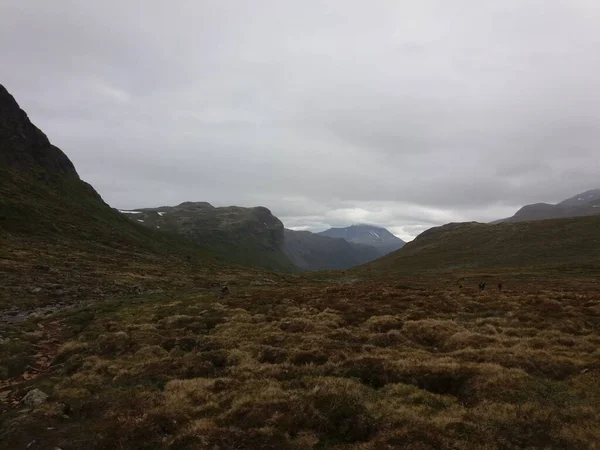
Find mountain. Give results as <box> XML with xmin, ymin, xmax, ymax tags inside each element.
<box><xmin>496</xmin><ymin>189</ymin><xmax>600</xmax><ymax>223</ymax></box>
<box><xmin>282</xmin><ymin>228</ymin><xmax>382</xmax><ymax>271</ymax></box>
<box><xmin>318</xmin><ymin>224</ymin><xmax>405</xmax><ymax>256</ymax></box>
<box><xmin>0</xmin><ymin>85</ymin><xmax>77</xmax><ymax>176</ymax></box>
<box><xmin>120</xmin><ymin>202</ymin><xmax>297</xmax><ymax>272</ymax></box>
<box><xmin>366</xmin><ymin>216</ymin><xmax>600</xmax><ymax>274</ymax></box>
<box><xmin>0</xmin><ymin>84</ymin><xmax>245</xmax><ymax>311</ymax></box>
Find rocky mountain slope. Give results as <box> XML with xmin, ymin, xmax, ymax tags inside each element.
<box><xmin>0</xmin><ymin>85</ymin><xmax>76</xmax><ymax>176</ymax></box>
<box><xmin>318</xmin><ymin>224</ymin><xmax>405</xmax><ymax>256</ymax></box>
<box><xmin>0</xmin><ymin>84</ymin><xmax>253</xmax><ymax>312</ymax></box>
<box><xmin>119</xmin><ymin>203</ymin><xmax>297</xmax><ymax>272</ymax></box>
<box><xmin>366</xmin><ymin>216</ymin><xmax>600</xmax><ymax>273</ymax></box>
<box><xmin>282</xmin><ymin>228</ymin><xmax>381</xmax><ymax>271</ymax></box>
<box><xmin>496</xmin><ymin>188</ymin><xmax>600</xmax><ymax>223</ymax></box>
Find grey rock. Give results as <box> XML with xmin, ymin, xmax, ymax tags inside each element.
<box><xmin>251</xmin><ymin>278</ymin><xmax>278</xmax><ymax>286</ymax></box>
<box><xmin>23</xmin><ymin>388</ymin><xmax>49</xmax><ymax>407</ymax></box>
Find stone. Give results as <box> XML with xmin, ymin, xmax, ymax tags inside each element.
<box><xmin>22</xmin><ymin>388</ymin><xmax>49</xmax><ymax>407</ymax></box>
<box><xmin>251</xmin><ymin>278</ymin><xmax>277</xmax><ymax>286</ymax></box>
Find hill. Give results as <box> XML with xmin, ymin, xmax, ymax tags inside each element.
<box><xmin>0</xmin><ymin>84</ymin><xmax>251</xmax><ymax>312</ymax></box>
<box><xmin>366</xmin><ymin>216</ymin><xmax>600</xmax><ymax>273</ymax></box>
<box><xmin>318</xmin><ymin>224</ymin><xmax>405</xmax><ymax>256</ymax></box>
<box><xmin>282</xmin><ymin>228</ymin><xmax>381</xmax><ymax>271</ymax></box>
<box><xmin>119</xmin><ymin>203</ymin><xmax>297</xmax><ymax>272</ymax></box>
<box><xmin>496</xmin><ymin>188</ymin><xmax>600</xmax><ymax>223</ymax></box>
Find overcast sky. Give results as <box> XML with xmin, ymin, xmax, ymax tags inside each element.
<box><xmin>2</xmin><ymin>1</ymin><xmax>600</xmax><ymax>240</ymax></box>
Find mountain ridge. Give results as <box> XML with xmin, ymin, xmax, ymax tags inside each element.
<box><xmin>119</xmin><ymin>202</ymin><xmax>297</xmax><ymax>272</ymax></box>
<box><xmin>365</xmin><ymin>216</ymin><xmax>600</xmax><ymax>274</ymax></box>
<box><xmin>495</xmin><ymin>188</ymin><xmax>600</xmax><ymax>223</ymax></box>
<box><xmin>0</xmin><ymin>85</ymin><xmax>78</xmax><ymax>176</ymax></box>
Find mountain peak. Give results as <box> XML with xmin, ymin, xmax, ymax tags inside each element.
<box><xmin>497</xmin><ymin>188</ymin><xmax>600</xmax><ymax>223</ymax></box>
<box><xmin>318</xmin><ymin>224</ymin><xmax>405</xmax><ymax>256</ymax></box>
<box><xmin>0</xmin><ymin>84</ymin><xmax>78</xmax><ymax>177</ymax></box>
<box><xmin>558</xmin><ymin>189</ymin><xmax>600</xmax><ymax>207</ymax></box>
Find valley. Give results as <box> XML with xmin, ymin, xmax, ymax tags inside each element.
<box><xmin>1</xmin><ymin>83</ymin><xmax>599</xmax><ymax>449</ymax></box>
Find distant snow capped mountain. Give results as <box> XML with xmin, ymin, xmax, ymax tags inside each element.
<box><xmin>495</xmin><ymin>189</ymin><xmax>600</xmax><ymax>223</ymax></box>
<box><xmin>318</xmin><ymin>224</ymin><xmax>405</xmax><ymax>256</ymax></box>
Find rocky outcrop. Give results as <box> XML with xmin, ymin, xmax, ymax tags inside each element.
<box><xmin>0</xmin><ymin>84</ymin><xmax>78</xmax><ymax>176</ymax></box>
<box><xmin>22</xmin><ymin>388</ymin><xmax>49</xmax><ymax>407</ymax></box>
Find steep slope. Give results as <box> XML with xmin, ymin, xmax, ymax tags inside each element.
<box><xmin>120</xmin><ymin>203</ymin><xmax>297</xmax><ymax>272</ymax></box>
<box><xmin>497</xmin><ymin>188</ymin><xmax>600</xmax><ymax>223</ymax></box>
<box><xmin>0</xmin><ymin>84</ymin><xmax>242</xmax><ymax>311</ymax></box>
<box><xmin>318</xmin><ymin>224</ymin><xmax>405</xmax><ymax>256</ymax></box>
<box><xmin>282</xmin><ymin>228</ymin><xmax>381</xmax><ymax>271</ymax></box>
<box><xmin>0</xmin><ymin>85</ymin><xmax>76</xmax><ymax>175</ymax></box>
<box><xmin>366</xmin><ymin>216</ymin><xmax>600</xmax><ymax>273</ymax></box>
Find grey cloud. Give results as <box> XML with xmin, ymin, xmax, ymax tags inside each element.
<box><xmin>2</xmin><ymin>0</ymin><xmax>600</xmax><ymax>240</ymax></box>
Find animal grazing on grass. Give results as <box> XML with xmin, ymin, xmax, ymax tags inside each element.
<box><xmin>478</xmin><ymin>282</ymin><xmax>486</xmax><ymax>291</ymax></box>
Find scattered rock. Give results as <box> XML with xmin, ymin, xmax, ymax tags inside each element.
<box><xmin>251</xmin><ymin>278</ymin><xmax>277</xmax><ymax>286</ymax></box>
<box><xmin>33</xmin><ymin>264</ymin><xmax>50</xmax><ymax>272</ymax></box>
<box><xmin>30</xmin><ymin>287</ymin><xmax>42</xmax><ymax>294</ymax></box>
<box><xmin>22</xmin><ymin>388</ymin><xmax>49</xmax><ymax>407</ymax></box>
<box><xmin>145</xmin><ymin>288</ymin><xmax>164</xmax><ymax>295</ymax></box>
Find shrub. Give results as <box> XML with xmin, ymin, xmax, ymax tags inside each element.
<box><xmin>364</xmin><ymin>315</ymin><xmax>404</xmax><ymax>332</ymax></box>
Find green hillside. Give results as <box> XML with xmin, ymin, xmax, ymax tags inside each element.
<box><xmin>120</xmin><ymin>203</ymin><xmax>297</xmax><ymax>272</ymax></box>
<box><xmin>366</xmin><ymin>217</ymin><xmax>600</xmax><ymax>274</ymax></box>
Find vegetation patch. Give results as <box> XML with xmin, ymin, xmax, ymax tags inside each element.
<box><xmin>1</xmin><ymin>277</ymin><xmax>599</xmax><ymax>449</ymax></box>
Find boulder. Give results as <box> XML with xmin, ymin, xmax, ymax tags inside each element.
<box><xmin>22</xmin><ymin>388</ymin><xmax>49</xmax><ymax>407</ymax></box>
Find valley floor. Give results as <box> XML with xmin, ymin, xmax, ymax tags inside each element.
<box><xmin>1</xmin><ymin>275</ymin><xmax>599</xmax><ymax>449</ymax></box>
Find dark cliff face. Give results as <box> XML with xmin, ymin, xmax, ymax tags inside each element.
<box><xmin>0</xmin><ymin>84</ymin><xmax>78</xmax><ymax>176</ymax></box>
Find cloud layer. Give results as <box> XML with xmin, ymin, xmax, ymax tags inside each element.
<box><xmin>3</xmin><ymin>1</ymin><xmax>600</xmax><ymax>240</ymax></box>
